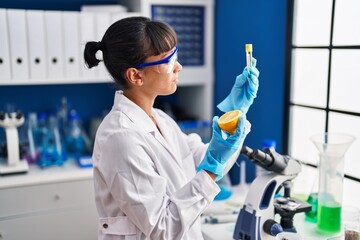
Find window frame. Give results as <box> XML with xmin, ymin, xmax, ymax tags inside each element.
<box><xmin>284</xmin><ymin>0</ymin><xmax>360</xmax><ymax>182</ymax></box>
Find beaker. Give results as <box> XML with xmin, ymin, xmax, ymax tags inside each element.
<box><xmin>311</xmin><ymin>133</ymin><xmax>355</xmax><ymax>234</ymax></box>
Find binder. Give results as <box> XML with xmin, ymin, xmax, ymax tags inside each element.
<box><xmin>7</xmin><ymin>9</ymin><xmax>30</xmax><ymax>80</ymax></box>
<box><xmin>44</xmin><ymin>11</ymin><xmax>64</xmax><ymax>79</ymax></box>
<box><xmin>80</xmin><ymin>11</ymin><xmax>97</xmax><ymax>79</ymax></box>
<box><xmin>0</xmin><ymin>9</ymin><xmax>11</xmax><ymax>81</ymax></box>
<box><xmin>81</xmin><ymin>4</ymin><xmax>127</xmax><ymax>13</ymax></box>
<box><xmin>95</xmin><ymin>12</ymin><xmax>111</xmax><ymax>79</ymax></box>
<box><xmin>111</xmin><ymin>12</ymin><xmax>141</xmax><ymax>24</ymax></box>
<box><xmin>110</xmin><ymin>12</ymin><xmax>124</xmax><ymax>25</ymax></box>
<box><xmin>26</xmin><ymin>10</ymin><xmax>47</xmax><ymax>80</ymax></box>
<box><xmin>62</xmin><ymin>11</ymin><xmax>81</xmax><ymax>79</ymax></box>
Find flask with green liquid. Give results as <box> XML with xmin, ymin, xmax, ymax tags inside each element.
<box><xmin>311</xmin><ymin>133</ymin><xmax>355</xmax><ymax>234</ymax></box>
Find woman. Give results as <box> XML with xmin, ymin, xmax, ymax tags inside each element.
<box><xmin>84</xmin><ymin>16</ymin><xmax>259</xmax><ymax>240</ymax></box>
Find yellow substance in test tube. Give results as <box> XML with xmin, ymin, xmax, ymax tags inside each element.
<box><xmin>245</xmin><ymin>44</ymin><xmax>253</xmax><ymax>70</ymax></box>
<box><xmin>218</xmin><ymin>110</ymin><xmax>242</xmax><ymax>135</ymax></box>
<box><xmin>245</xmin><ymin>44</ymin><xmax>253</xmax><ymax>53</ymax></box>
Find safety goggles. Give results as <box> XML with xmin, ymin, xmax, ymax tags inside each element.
<box><xmin>135</xmin><ymin>46</ymin><xmax>178</xmax><ymax>74</ymax></box>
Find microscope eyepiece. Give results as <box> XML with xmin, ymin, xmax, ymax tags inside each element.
<box><xmin>0</xmin><ymin>111</ymin><xmax>5</xmax><ymax>121</ymax></box>
<box><xmin>241</xmin><ymin>146</ymin><xmax>289</xmax><ymax>173</ymax></box>
<box><xmin>241</xmin><ymin>146</ymin><xmax>273</xmax><ymax>168</ymax></box>
<box><xmin>252</xmin><ymin>149</ymin><xmax>274</xmax><ymax>167</ymax></box>
<box><xmin>15</xmin><ymin>110</ymin><xmax>23</xmax><ymax>119</ymax></box>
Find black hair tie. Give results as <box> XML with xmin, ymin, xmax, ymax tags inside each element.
<box><xmin>97</xmin><ymin>41</ymin><xmax>104</xmax><ymax>51</ymax></box>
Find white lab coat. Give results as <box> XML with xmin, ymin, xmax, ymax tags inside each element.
<box><xmin>92</xmin><ymin>91</ymin><xmax>248</xmax><ymax>240</ymax></box>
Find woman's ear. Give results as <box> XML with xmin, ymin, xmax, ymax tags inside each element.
<box><xmin>125</xmin><ymin>68</ymin><xmax>144</xmax><ymax>86</ymax></box>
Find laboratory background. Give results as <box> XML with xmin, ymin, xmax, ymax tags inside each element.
<box><xmin>0</xmin><ymin>0</ymin><xmax>359</xmax><ymax>239</ymax></box>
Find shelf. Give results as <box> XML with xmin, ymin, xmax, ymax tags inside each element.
<box><xmin>0</xmin><ymin>78</ymin><xmax>112</xmax><ymax>86</ymax></box>
<box><xmin>0</xmin><ymin>159</ymin><xmax>93</xmax><ymax>189</ymax></box>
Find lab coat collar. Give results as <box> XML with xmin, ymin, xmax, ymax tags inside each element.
<box><xmin>113</xmin><ymin>91</ymin><xmax>181</xmax><ymax>166</ymax></box>
<box><xmin>113</xmin><ymin>91</ymin><xmax>156</xmax><ymax>134</ymax></box>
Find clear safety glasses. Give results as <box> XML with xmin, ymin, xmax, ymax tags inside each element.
<box><xmin>135</xmin><ymin>46</ymin><xmax>178</xmax><ymax>74</ymax></box>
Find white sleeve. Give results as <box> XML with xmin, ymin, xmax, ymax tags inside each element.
<box><xmin>182</xmin><ymin>132</ymin><xmax>208</xmax><ymax>167</ymax></box>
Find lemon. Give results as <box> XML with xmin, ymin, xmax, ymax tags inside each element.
<box><xmin>218</xmin><ymin>110</ymin><xmax>242</xmax><ymax>135</ymax></box>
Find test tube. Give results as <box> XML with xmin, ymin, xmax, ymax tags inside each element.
<box><xmin>245</xmin><ymin>44</ymin><xmax>253</xmax><ymax>72</ymax></box>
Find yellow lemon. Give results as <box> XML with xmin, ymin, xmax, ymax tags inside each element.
<box><xmin>218</xmin><ymin>110</ymin><xmax>242</xmax><ymax>135</ymax></box>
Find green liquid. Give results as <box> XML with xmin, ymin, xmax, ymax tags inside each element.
<box><xmin>317</xmin><ymin>203</ymin><xmax>341</xmax><ymax>233</ymax></box>
<box><xmin>305</xmin><ymin>193</ymin><xmax>318</xmax><ymax>223</ymax></box>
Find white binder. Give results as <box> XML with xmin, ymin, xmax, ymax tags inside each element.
<box><xmin>110</xmin><ymin>12</ymin><xmax>141</xmax><ymax>25</ymax></box>
<box><xmin>26</xmin><ymin>10</ymin><xmax>47</xmax><ymax>80</ymax></box>
<box><xmin>110</xmin><ymin>12</ymin><xmax>124</xmax><ymax>25</ymax></box>
<box><xmin>7</xmin><ymin>9</ymin><xmax>30</xmax><ymax>80</ymax></box>
<box><xmin>80</xmin><ymin>11</ymin><xmax>97</xmax><ymax>79</ymax></box>
<box><xmin>81</xmin><ymin>4</ymin><xmax>127</xmax><ymax>13</ymax></box>
<box><xmin>0</xmin><ymin>9</ymin><xmax>11</xmax><ymax>81</ymax></box>
<box><xmin>95</xmin><ymin>12</ymin><xmax>111</xmax><ymax>79</ymax></box>
<box><xmin>44</xmin><ymin>11</ymin><xmax>64</xmax><ymax>79</ymax></box>
<box><xmin>62</xmin><ymin>11</ymin><xmax>81</xmax><ymax>79</ymax></box>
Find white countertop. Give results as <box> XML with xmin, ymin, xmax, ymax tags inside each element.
<box><xmin>0</xmin><ymin>160</ymin><xmax>93</xmax><ymax>189</ymax></box>
<box><xmin>201</xmin><ymin>184</ymin><xmax>248</xmax><ymax>240</ymax></box>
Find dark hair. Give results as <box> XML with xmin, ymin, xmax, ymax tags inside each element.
<box><xmin>84</xmin><ymin>16</ymin><xmax>177</xmax><ymax>89</ymax></box>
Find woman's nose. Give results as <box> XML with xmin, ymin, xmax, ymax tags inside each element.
<box><xmin>174</xmin><ymin>61</ymin><xmax>182</xmax><ymax>72</ymax></box>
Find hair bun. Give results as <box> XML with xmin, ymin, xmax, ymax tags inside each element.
<box><xmin>84</xmin><ymin>41</ymin><xmax>102</xmax><ymax>68</ymax></box>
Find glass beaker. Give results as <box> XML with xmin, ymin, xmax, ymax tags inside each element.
<box><xmin>311</xmin><ymin>133</ymin><xmax>355</xmax><ymax>234</ymax></box>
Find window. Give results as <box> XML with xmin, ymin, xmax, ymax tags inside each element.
<box><xmin>285</xmin><ymin>0</ymin><xmax>360</xmax><ymax>181</ymax></box>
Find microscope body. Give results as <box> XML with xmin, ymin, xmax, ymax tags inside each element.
<box><xmin>0</xmin><ymin>111</ymin><xmax>29</xmax><ymax>174</ymax></box>
<box><xmin>234</xmin><ymin>172</ymin><xmax>297</xmax><ymax>240</ymax></box>
<box><xmin>233</xmin><ymin>146</ymin><xmax>310</xmax><ymax>240</ymax></box>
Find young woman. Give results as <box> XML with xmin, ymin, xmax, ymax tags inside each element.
<box><xmin>84</xmin><ymin>16</ymin><xmax>259</xmax><ymax>240</ymax></box>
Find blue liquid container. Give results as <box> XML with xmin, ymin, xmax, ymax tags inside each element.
<box><xmin>65</xmin><ymin>110</ymin><xmax>88</xmax><ymax>161</ymax></box>
<box><xmin>37</xmin><ymin>115</ymin><xmax>65</xmax><ymax>168</ymax></box>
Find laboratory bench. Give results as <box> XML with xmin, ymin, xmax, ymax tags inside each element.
<box><xmin>1</xmin><ymin>160</ymin><xmax>358</xmax><ymax>239</ymax></box>
<box><xmin>0</xmin><ymin>160</ymin><xmax>98</xmax><ymax>240</ymax></box>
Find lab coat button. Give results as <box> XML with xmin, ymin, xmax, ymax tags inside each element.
<box><xmin>103</xmin><ymin>223</ymin><xmax>108</xmax><ymax>229</ymax></box>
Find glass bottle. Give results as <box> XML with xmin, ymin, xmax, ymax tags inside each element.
<box><xmin>24</xmin><ymin>112</ymin><xmax>41</xmax><ymax>163</ymax></box>
<box><xmin>37</xmin><ymin>115</ymin><xmax>65</xmax><ymax>167</ymax></box>
<box><xmin>65</xmin><ymin>110</ymin><xmax>89</xmax><ymax>160</ymax></box>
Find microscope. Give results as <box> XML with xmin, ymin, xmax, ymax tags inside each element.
<box><xmin>233</xmin><ymin>146</ymin><xmax>311</xmax><ymax>240</ymax></box>
<box><xmin>0</xmin><ymin>110</ymin><xmax>29</xmax><ymax>175</ymax></box>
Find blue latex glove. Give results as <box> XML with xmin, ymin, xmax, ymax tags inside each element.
<box><xmin>197</xmin><ymin>115</ymin><xmax>247</xmax><ymax>181</ymax></box>
<box><xmin>217</xmin><ymin>58</ymin><xmax>260</xmax><ymax>115</ymax></box>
